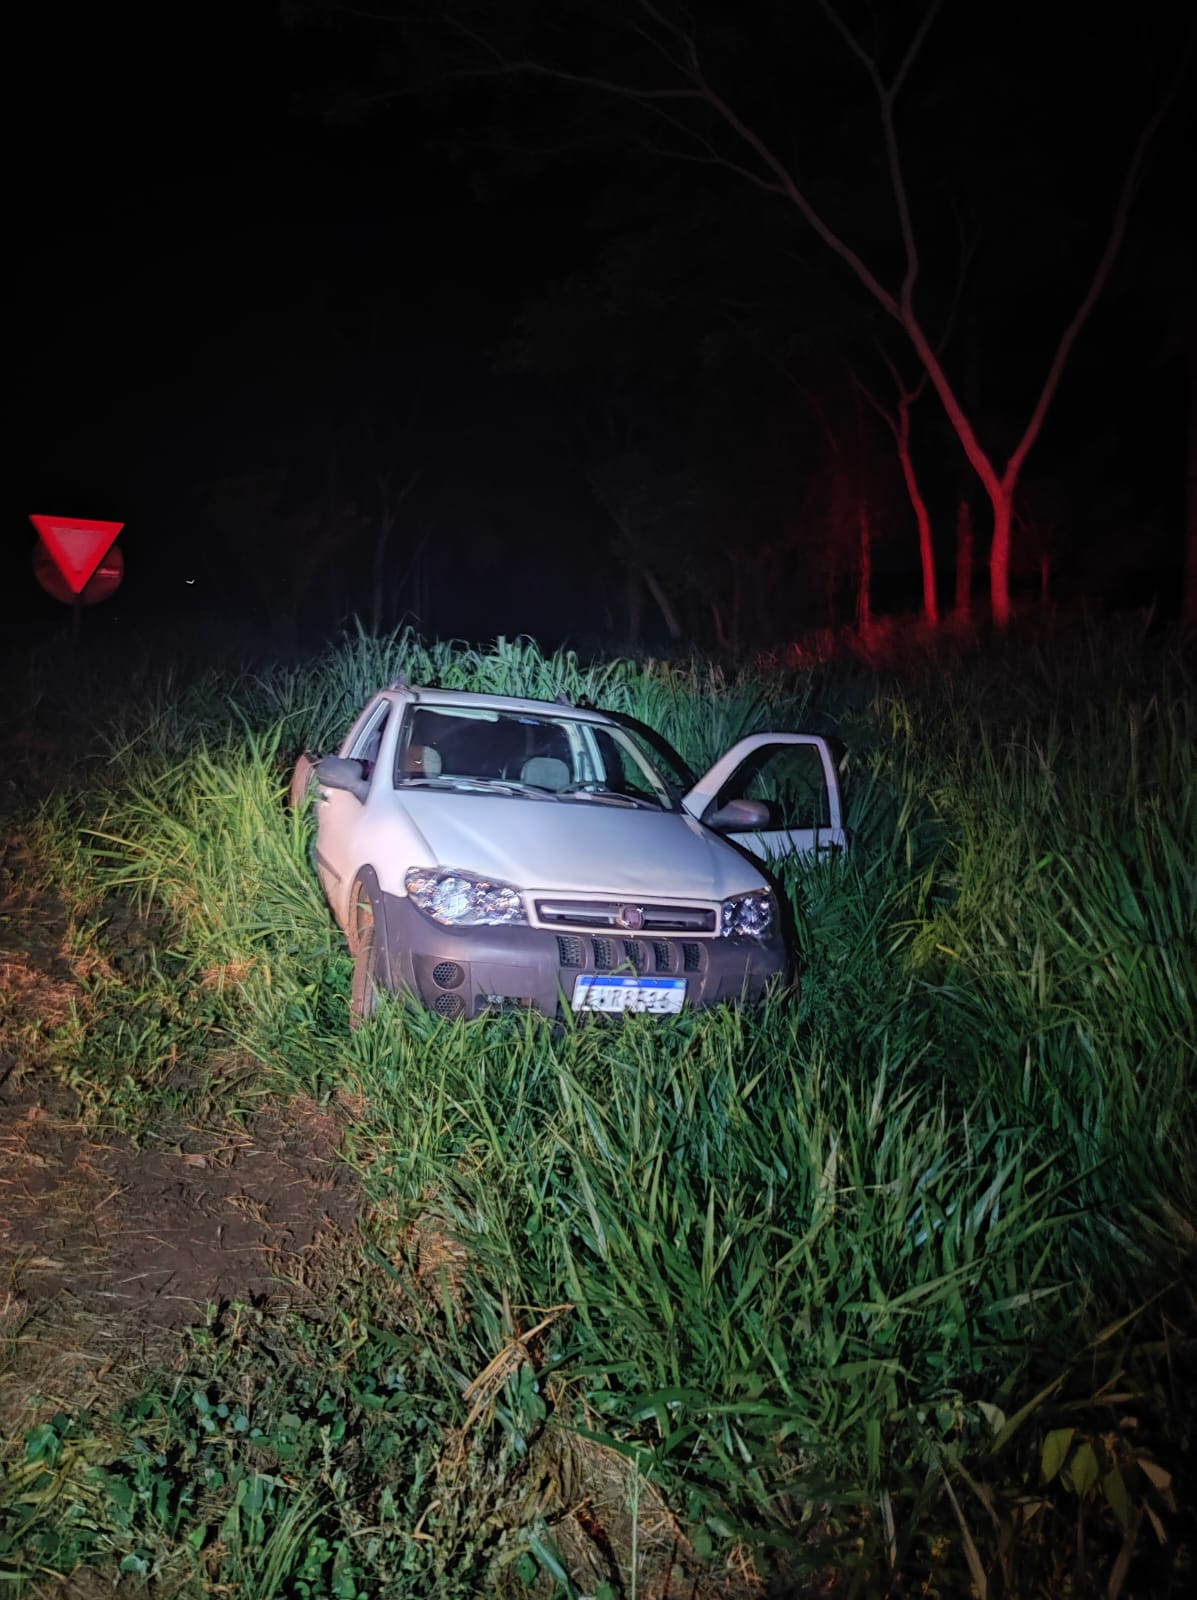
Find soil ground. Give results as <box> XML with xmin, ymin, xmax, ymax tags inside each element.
<box><xmin>0</xmin><ymin>828</ymin><xmax>362</xmax><ymax>1436</ymax></box>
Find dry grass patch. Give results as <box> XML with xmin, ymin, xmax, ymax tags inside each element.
<box><xmin>0</xmin><ymin>956</ymin><xmax>76</xmax><ymax>1034</ymax></box>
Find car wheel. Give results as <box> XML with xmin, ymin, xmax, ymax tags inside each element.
<box><xmin>347</xmin><ymin>877</ymin><xmax>375</xmax><ymax>956</ymax></box>
<box><xmin>289</xmin><ymin>752</ymin><xmax>318</xmax><ymax>811</ymax></box>
<box><xmin>350</xmin><ymin>916</ymin><xmax>380</xmax><ymax>1026</ymax></box>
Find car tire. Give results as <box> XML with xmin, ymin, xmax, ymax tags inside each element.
<box><xmin>350</xmin><ymin>917</ymin><xmax>380</xmax><ymax>1026</ymax></box>
<box><xmin>347</xmin><ymin>876</ymin><xmax>375</xmax><ymax>956</ymax></box>
<box><xmin>289</xmin><ymin>752</ymin><xmax>318</xmax><ymax>811</ymax></box>
<box><xmin>348</xmin><ymin>878</ymin><xmax>388</xmax><ymax>1026</ymax></box>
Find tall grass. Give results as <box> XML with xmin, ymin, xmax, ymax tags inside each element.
<box><xmin>6</xmin><ymin>617</ymin><xmax>1195</xmax><ymax>1595</ymax></box>
<box><xmin>337</xmin><ymin>1006</ymin><xmax>1074</xmax><ymax>1503</ymax></box>
<box><xmin>902</xmin><ymin>691</ymin><xmax>1197</xmax><ymax>1280</ymax></box>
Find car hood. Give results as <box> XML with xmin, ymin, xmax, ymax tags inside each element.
<box><xmin>388</xmin><ymin>789</ymin><xmax>768</xmax><ymax>902</ymax></box>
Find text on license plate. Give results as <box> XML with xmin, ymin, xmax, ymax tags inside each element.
<box><xmin>571</xmin><ymin>975</ymin><xmax>687</xmax><ymax>1014</ymax></box>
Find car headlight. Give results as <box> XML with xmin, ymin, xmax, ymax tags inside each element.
<box><xmin>404</xmin><ymin>867</ymin><xmax>527</xmax><ymax>926</ymax></box>
<box><xmin>720</xmin><ymin>890</ymin><xmax>775</xmax><ymax>940</ymax></box>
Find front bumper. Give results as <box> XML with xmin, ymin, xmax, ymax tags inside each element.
<box><xmin>375</xmin><ymin>892</ymin><xmax>791</xmax><ymax>1019</ymax></box>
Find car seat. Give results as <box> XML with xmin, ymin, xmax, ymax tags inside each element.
<box><xmin>520</xmin><ymin>756</ymin><xmax>569</xmax><ymax>790</ymax></box>
<box><xmin>402</xmin><ymin>744</ymin><xmax>442</xmax><ymax>778</ymax></box>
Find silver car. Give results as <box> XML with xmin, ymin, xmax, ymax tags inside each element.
<box><xmin>293</xmin><ymin>683</ymin><xmax>845</xmax><ymax>1021</ymax></box>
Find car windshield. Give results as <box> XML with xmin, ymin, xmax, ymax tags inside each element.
<box><xmin>394</xmin><ymin>705</ymin><xmax>678</xmax><ymax>810</ymax></box>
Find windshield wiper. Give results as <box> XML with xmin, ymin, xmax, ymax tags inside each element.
<box><xmin>396</xmin><ymin>775</ymin><xmax>554</xmax><ymax>798</ymax></box>
<box><xmin>557</xmin><ymin>783</ymin><xmax>658</xmax><ymax>809</ymax></box>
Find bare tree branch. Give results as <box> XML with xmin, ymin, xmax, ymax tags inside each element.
<box><xmin>669</xmin><ymin>52</ymin><xmax>901</xmax><ymax>317</ymax></box>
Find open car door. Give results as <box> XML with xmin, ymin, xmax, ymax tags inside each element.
<box><xmin>683</xmin><ymin>734</ymin><xmax>846</xmax><ymax>861</ymax></box>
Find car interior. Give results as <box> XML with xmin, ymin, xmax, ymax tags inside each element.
<box><xmin>399</xmin><ymin>709</ymin><xmax>575</xmax><ymax>786</ymax></box>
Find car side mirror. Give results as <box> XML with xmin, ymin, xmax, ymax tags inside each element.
<box><xmin>704</xmin><ymin>797</ymin><xmax>771</xmax><ymax>832</ymax></box>
<box><xmin>314</xmin><ymin>755</ymin><xmax>370</xmax><ymax>802</ymax></box>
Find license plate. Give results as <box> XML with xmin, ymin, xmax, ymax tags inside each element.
<box><xmin>571</xmin><ymin>975</ymin><xmax>687</xmax><ymax>1014</ymax></box>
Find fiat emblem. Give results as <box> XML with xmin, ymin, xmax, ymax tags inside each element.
<box><xmin>616</xmin><ymin>905</ymin><xmax>644</xmax><ymax>931</ymax></box>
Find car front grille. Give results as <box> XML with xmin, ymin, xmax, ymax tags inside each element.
<box><xmin>537</xmin><ymin>899</ymin><xmax>716</xmax><ymax>934</ymax></box>
<box><xmin>557</xmin><ymin>934</ymin><xmax>702</xmax><ymax>976</ymax></box>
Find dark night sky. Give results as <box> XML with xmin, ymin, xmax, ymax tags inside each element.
<box><xmin>10</xmin><ymin>1</ymin><xmax>1194</xmax><ymax>645</ymax></box>
<box><xmin>12</xmin><ymin>3</ymin><xmax>584</xmax><ymax>636</ymax></box>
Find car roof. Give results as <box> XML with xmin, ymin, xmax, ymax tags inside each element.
<box><xmin>385</xmin><ymin>683</ymin><xmax>621</xmax><ymax>726</ymax></box>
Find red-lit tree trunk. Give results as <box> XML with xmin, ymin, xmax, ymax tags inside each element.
<box><xmin>896</xmin><ymin>400</ymin><xmax>937</xmax><ymax>629</ymax></box>
<box><xmin>891</xmin><ymin>237</ymin><xmax>1103</xmax><ymax>629</ymax></box>
<box><xmin>858</xmin><ymin>366</ymin><xmax>939</xmax><ymax>627</ymax></box>
<box><xmin>989</xmin><ymin>491</ymin><xmax>1013</xmax><ymax>627</ymax></box>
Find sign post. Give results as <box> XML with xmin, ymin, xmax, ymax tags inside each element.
<box><xmin>29</xmin><ymin>515</ymin><xmax>125</xmax><ymax>637</ymax></box>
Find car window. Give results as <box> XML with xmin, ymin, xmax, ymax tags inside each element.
<box><xmin>393</xmin><ymin>705</ymin><xmax>676</xmax><ymax>807</ymax></box>
<box><xmin>715</xmin><ymin>742</ymin><xmax>831</xmax><ymax>830</ymax></box>
<box><xmin>589</xmin><ymin>728</ymin><xmax>673</xmax><ymax>806</ymax></box>
<box><xmin>347</xmin><ymin>702</ymin><xmax>390</xmax><ymax>777</ymax></box>
<box><xmin>602</xmin><ymin>713</ymin><xmax>696</xmax><ymax>795</ymax></box>
<box><xmin>399</xmin><ymin>707</ymin><xmax>573</xmax><ymax>781</ymax></box>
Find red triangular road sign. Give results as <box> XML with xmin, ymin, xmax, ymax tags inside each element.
<box><xmin>30</xmin><ymin>515</ymin><xmax>124</xmax><ymax>595</ymax></box>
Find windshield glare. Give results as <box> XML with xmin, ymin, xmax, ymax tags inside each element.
<box><xmin>394</xmin><ymin>706</ymin><xmax>677</xmax><ymax>809</ymax></box>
